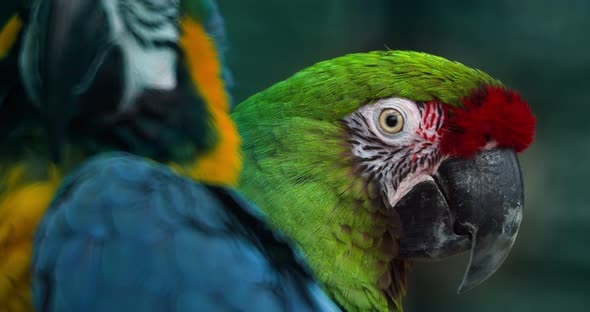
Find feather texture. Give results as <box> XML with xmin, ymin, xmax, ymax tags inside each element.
<box><xmin>33</xmin><ymin>153</ymin><xmax>340</xmax><ymax>312</ymax></box>
<box><xmin>1</xmin><ymin>1</ymin><xmax>241</xmax><ymax>310</ymax></box>
<box><xmin>233</xmin><ymin>50</ymin><xmax>513</xmax><ymax>311</ymax></box>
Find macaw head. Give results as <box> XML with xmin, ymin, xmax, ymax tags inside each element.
<box><xmin>233</xmin><ymin>50</ymin><xmax>535</xmax><ymax>310</ymax></box>
<box><xmin>343</xmin><ymin>81</ymin><xmax>533</xmax><ymax>292</ymax></box>
<box><xmin>18</xmin><ymin>0</ymin><xmax>240</xmax><ymax>185</ymax></box>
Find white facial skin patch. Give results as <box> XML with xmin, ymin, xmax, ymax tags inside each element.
<box><xmin>344</xmin><ymin>98</ymin><xmax>447</xmax><ymax>209</ymax></box>
<box><xmin>102</xmin><ymin>0</ymin><xmax>180</xmax><ymax>111</ymax></box>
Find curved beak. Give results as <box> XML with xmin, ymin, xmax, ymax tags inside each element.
<box><xmin>395</xmin><ymin>148</ymin><xmax>524</xmax><ymax>293</ymax></box>
<box><xmin>19</xmin><ymin>0</ymin><xmax>115</xmax><ymax>160</ymax></box>
<box><xmin>18</xmin><ymin>0</ymin><xmax>205</xmax><ymax>163</ymax></box>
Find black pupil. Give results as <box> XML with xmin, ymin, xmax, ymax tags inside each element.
<box><xmin>385</xmin><ymin>114</ymin><xmax>398</xmax><ymax>128</ymax></box>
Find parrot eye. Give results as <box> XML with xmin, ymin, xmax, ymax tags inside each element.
<box><xmin>378</xmin><ymin>108</ymin><xmax>404</xmax><ymax>134</ymax></box>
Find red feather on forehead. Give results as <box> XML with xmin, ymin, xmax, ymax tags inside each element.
<box><xmin>440</xmin><ymin>86</ymin><xmax>536</xmax><ymax>158</ymax></box>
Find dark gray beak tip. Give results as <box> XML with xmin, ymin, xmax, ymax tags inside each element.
<box><xmin>438</xmin><ymin>148</ymin><xmax>524</xmax><ymax>293</ymax></box>
<box><xmin>456</xmin><ymin>199</ymin><xmax>523</xmax><ymax>294</ymax></box>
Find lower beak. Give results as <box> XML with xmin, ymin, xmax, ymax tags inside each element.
<box><xmin>395</xmin><ymin>148</ymin><xmax>524</xmax><ymax>293</ymax></box>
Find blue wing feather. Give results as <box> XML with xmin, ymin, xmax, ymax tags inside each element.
<box><xmin>33</xmin><ymin>153</ymin><xmax>340</xmax><ymax>311</ymax></box>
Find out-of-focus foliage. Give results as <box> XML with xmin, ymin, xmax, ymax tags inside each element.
<box><xmin>219</xmin><ymin>0</ymin><xmax>589</xmax><ymax>311</ymax></box>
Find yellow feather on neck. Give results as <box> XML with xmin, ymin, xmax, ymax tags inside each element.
<box><xmin>0</xmin><ymin>164</ymin><xmax>61</xmax><ymax>312</ymax></box>
<box><xmin>0</xmin><ymin>14</ymin><xmax>22</xmax><ymax>59</ymax></box>
<box><xmin>175</xmin><ymin>16</ymin><xmax>242</xmax><ymax>186</ymax></box>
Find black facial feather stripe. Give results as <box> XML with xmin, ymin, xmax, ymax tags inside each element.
<box><xmin>436</xmin><ymin>104</ymin><xmax>444</xmax><ymax>130</ymax></box>
<box><xmin>119</xmin><ymin>0</ymin><xmax>175</xmax><ymax>28</ymax></box>
<box><xmin>118</xmin><ymin>0</ymin><xmax>179</xmax><ymax>48</ymax></box>
<box><xmin>120</xmin><ymin>11</ymin><xmax>149</xmax><ymax>46</ymax></box>
<box><xmin>137</xmin><ymin>0</ymin><xmax>179</xmax><ymax>12</ymax></box>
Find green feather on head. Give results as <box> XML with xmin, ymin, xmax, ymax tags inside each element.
<box><xmin>235</xmin><ymin>51</ymin><xmax>501</xmax><ymax>121</ymax></box>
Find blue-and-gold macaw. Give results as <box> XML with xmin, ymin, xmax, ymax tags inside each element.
<box><xmin>1</xmin><ymin>0</ymin><xmax>339</xmax><ymax>311</ymax></box>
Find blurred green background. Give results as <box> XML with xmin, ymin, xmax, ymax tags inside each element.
<box><xmin>218</xmin><ymin>1</ymin><xmax>588</xmax><ymax>311</ymax></box>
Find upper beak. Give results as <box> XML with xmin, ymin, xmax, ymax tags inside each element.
<box><xmin>19</xmin><ymin>0</ymin><xmax>116</xmax><ymax>160</ymax></box>
<box><xmin>395</xmin><ymin>148</ymin><xmax>524</xmax><ymax>293</ymax></box>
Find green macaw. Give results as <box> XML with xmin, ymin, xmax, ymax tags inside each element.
<box><xmin>232</xmin><ymin>50</ymin><xmax>536</xmax><ymax>311</ymax></box>
<box><xmin>2</xmin><ymin>0</ymin><xmax>338</xmax><ymax>311</ymax></box>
